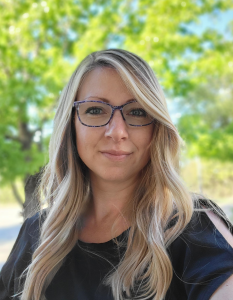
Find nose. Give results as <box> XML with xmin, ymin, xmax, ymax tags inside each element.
<box><xmin>105</xmin><ymin>109</ymin><xmax>129</xmax><ymax>142</ymax></box>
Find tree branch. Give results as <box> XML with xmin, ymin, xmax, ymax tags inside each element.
<box><xmin>5</xmin><ymin>135</ymin><xmax>21</xmax><ymax>142</ymax></box>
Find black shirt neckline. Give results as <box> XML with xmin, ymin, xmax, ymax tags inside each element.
<box><xmin>77</xmin><ymin>227</ymin><xmax>131</xmax><ymax>250</ymax></box>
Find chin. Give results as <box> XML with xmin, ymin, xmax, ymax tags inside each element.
<box><xmin>93</xmin><ymin>168</ymin><xmax>136</xmax><ymax>183</ymax></box>
<box><xmin>102</xmin><ymin>173</ymin><xmax>129</xmax><ymax>182</ymax></box>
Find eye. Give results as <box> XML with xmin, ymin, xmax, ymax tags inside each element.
<box><xmin>85</xmin><ymin>106</ymin><xmax>105</xmax><ymax>115</ymax></box>
<box><xmin>128</xmin><ymin>108</ymin><xmax>147</xmax><ymax>117</ymax></box>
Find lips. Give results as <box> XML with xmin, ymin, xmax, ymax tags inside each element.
<box><xmin>101</xmin><ymin>150</ymin><xmax>132</xmax><ymax>156</ymax></box>
<box><xmin>100</xmin><ymin>150</ymin><xmax>132</xmax><ymax>161</ymax></box>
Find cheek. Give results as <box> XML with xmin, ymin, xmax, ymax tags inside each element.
<box><xmin>141</xmin><ymin>127</ymin><xmax>154</xmax><ymax>164</ymax></box>
<box><xmin>76</xmin><ymin>127</ymin><xmax>91</xmax><ymax>158</ymax></box>
<box><xmin>137</xmin><ymin>126</ymin><xmax>154</xmax><ymax>152</ymax></box>
<box><xmin>75</xmin><ymin>118</ymin><xmax>102</xmax><ymax>161</ymax></box>
<box><xmin>75</xmin><ymin>118</ymin><xmax>90</xmax><ymax>157</ymax></box>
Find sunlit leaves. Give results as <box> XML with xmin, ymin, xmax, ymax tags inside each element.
<box><xmin>0</xmin><ymin>0</ymin><xmax>233</xmax><ymax>187</ymax></box>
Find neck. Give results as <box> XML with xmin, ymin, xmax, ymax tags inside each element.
<box><xmin>84</xmin><ymin>172</ymin><xmax>139</xmax><ymax>228</ymax></box>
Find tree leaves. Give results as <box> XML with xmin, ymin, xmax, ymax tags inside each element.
<box><xmin>0</xmin><ymin>0</ymin><xmax>232</xmax><ymax>187</ymax></box>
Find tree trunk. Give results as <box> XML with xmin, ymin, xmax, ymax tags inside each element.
<box><xmin>17</xmin><ymin>118</ymin><xmax>42</xmax><ymax>219</ymax></box>
<box><xmin>22</xmin><ymin>171</ymin><xmax>42</xmax><ymax>219</ymax></box>
<box><xmin>11</xmin><ymin>183</ymin><xmax>24</xmax><ymax>207</ymax></box>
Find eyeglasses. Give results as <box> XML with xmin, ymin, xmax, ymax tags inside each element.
<box><xmin>72</xmin><ymin>99</ymin><xmax>154</xmax><ymax>127</ymax></box>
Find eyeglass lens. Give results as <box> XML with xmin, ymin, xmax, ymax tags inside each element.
<box><xmin>77</xmin><ymin>101</ymin><xmax>153</xmax><ymax>126</ymax></box>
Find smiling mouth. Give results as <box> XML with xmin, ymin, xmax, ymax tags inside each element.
<box><xmin>100</xmin><ymin>151</ymin><xmax>132</xmax><ymax>161</ymax></box>
<box><xmin>100</xmin><ymin>150</ymin><xmax>132</xmax><ymax>155</ymax></box>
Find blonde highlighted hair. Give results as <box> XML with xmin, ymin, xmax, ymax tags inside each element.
<box><xmin>19</xmin><ymin>49</ymin><xmax>198</xmax><ymax>300</ymax></box>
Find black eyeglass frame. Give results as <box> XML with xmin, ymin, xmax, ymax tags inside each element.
<box><xmin>72</xmin><ymin>99</ymin><xmax>154</xmax><ymax>127</ymax></box>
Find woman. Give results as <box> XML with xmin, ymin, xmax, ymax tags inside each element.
<box><xmin>0</xmin><ymin>49</ymin><xmax>233</xmax><ymax>300</ymax></box>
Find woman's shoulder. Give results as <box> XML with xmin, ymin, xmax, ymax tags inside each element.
<box><xmin>5</xmin><ymin>208</ymin><xmax>46</xmax><ymax>258</ymax></box>
<box><xmin>167</xmin><ymin>198</ymin><xmax>233</xmax><ymax>236</ymax></box>
<box><xmin>195</xmin><ymin>198</ymin><xmax>233</xmax><ymax>229</ymax></box>
<box><xmin>15</xmin><ymin>208</ymin><xmax>47</xmax><ymax>252</ymax></box>
<box><xmin>169</xmin><ymin>198</ymin><xmax>233</xmax><ymax>250</ymax></box>
<box><xmin>197</xmin><ymin>199</ymin><xmax>233</xmax><ymax>248</ymax></box>
<box><xmin>187</xmin><ymin>198</ymin><xmax>233</xmax><ymax>239</ymax></box>
<box><xmin>0</xmin><ymin>209</ymin><xmax>47</xmax><ymax>297</ymax></box>
<box><xmin>24</xmin><ymin>208</ymin><xmax>47</xmax><ymax>244</ymax></box>
<box><xmin>167</xmin><ymin>198</ymin><xmax>233</xmax><ymax>300</ymax></box>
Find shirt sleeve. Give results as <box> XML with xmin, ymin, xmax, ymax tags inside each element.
<box><xmin>0</xmin><ymin>212</ymin><xmax>42</xmax><ymax>299</ymax></box>
<box><xmin>0</xmin><ymin>279</ymin><xmax>11</xmax><ymax>300</ymax></box>
<box><xmin>168</xmin><ymin>207</ymin><xmax>233</xmax><ymax>300</ymax></box>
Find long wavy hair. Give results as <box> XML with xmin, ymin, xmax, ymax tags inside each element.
<box><xmin>19</xmin><ymin>49</ymin><xmax>201</xmax><ymax>300</ymax></box>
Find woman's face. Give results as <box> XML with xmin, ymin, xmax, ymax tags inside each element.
<box><xmin>75</xmin><ymin>67</ymin><xmax>154</xmax><ymax>184</ymax></box>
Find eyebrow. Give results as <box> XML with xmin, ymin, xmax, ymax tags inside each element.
<box><xmin>85</xmin><ymin>96</ymin><xmax>136</xmax><ymax>103</ymax></box>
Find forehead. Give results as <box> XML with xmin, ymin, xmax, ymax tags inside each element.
<box><xmin>77</xmin><ymin>67</ymin><xmax>134</xmax><ymax>103</ymax></box>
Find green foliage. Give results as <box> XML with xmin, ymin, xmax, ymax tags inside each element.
<box><xmin>177</xmin><ymin>77</ymin><xmax>233</xmax><ymax>160</ymax></box>
<box><xmin>0</xmin><ymin>0</ymin><xmax>233</xmax><ymax>189</ymax></box>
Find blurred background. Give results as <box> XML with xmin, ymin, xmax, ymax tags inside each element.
<box><xmin>0</xmin><ymin>0</ymin><xmax>233</xmax><ymax>269</ymax></box>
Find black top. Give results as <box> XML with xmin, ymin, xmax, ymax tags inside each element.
<box><xmin>1</xmin><ymin>200</ymin><xmax>233</xmax><ymax>300</ymax></box>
